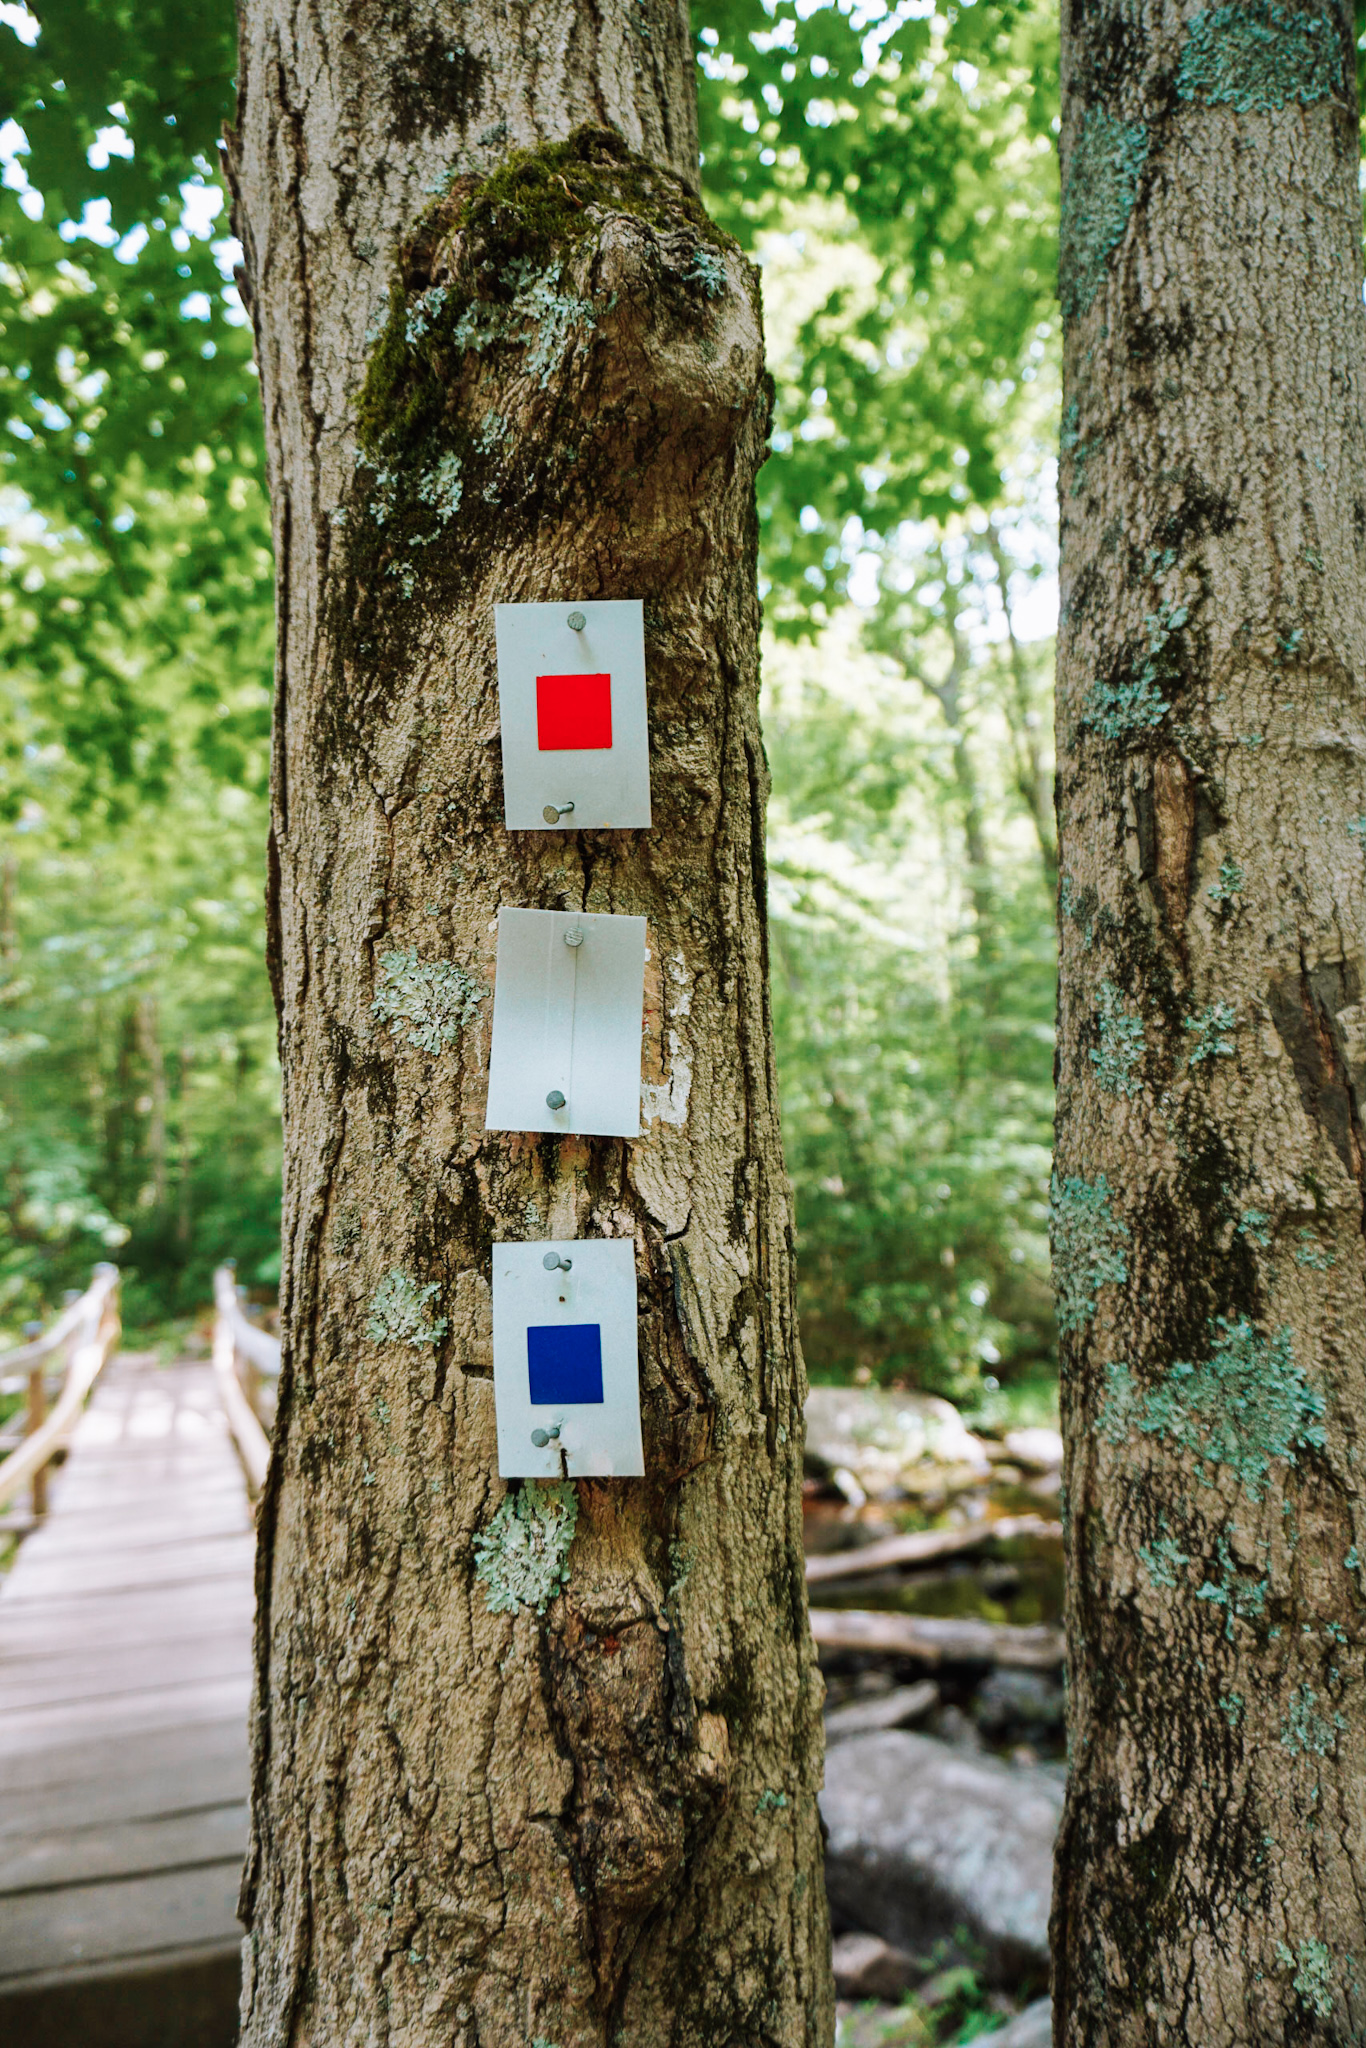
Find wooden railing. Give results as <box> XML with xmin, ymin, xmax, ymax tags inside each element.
<box><xmin>0</xmin><ymin>1265</ymin><xmax>121</xmax><ymax>1517</ymax></box>
<box><xmin>212</xmin><ymin>1263</ymin><xmax>281</xmax><ymax>1494</ymax></box>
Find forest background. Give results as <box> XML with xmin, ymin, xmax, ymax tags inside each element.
<box><xmin>0</xmin><ymin>0</ymin><xmax>1062</xmax><ymax>1419</ymax></box>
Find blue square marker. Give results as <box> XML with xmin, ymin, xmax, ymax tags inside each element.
<box><xmin>527</xmin><ymin>1323</ymin><xmax>604</xmax><ymax>1406</ymax></box>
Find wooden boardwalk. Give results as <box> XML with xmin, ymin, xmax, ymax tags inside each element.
<box><xmin>0</xmin><ymin>1352</ymin><xmax>254</xmax><ymax>2046</ymax></box>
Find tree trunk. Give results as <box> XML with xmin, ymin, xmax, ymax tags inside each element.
<box><xmin>226</xmin><ymin>6</ymin><xmax>830</xmax><ymax>2046</ymax></box>
<box><xmin>1053</xmin><ymin>2</ymin><xmax>1366</xmax><ymax>2039</ymax></box>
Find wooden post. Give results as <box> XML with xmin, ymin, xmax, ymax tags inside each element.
<box><xmin>26</xmin><ymin>1365</ymin><xmax>46</xmax><ymax>1518</ymax></box>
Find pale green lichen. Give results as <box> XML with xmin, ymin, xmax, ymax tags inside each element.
<box><xmin>1060</xmin><ymin>874</ymin><xmax>1097</xmax><ymax>948</ymax></box>
<box><xmin>1084</xmin><ymin>601</ymin><xmax>1188</xmax><ymax>739</ymax></box>
<box><xmin>686</xmin><ymin>246</ymin><xmax>727</xmax><ymax>298</ymax></box>
<box><xmin>1177</xmin><ymin>0</ymin><xmax>1340</xmax><ymax>114</ymax></box>
<box><xmin>1347</xmin><ymin>816</ymin><xmax>1366</xmax><ymax>845</ymax></box>
<box><xmin>450</xmin><ymin>256</ymin><xmax>605</xmax><ymax>387</ymax></box>
<box><xmin>1218</xmin><ymin>1689</ymin><xmax>1244</xmax><ymax>1726</ymax></box>
<box><xmin>1091</xmin><ymin>980</ymin><xmax>1145</xmax><ymax>1097</ymax></box>
<box><xmin>1294</xmin><ymin>1228</ymin><xmax>1334</xmax><ymax>1272</ymax></box>
<box><xmin>366</xmin><ymin>1270</ymin><xmax>448</xmax><ymax>1348</ymax></box>
<box><xmin>1184</xmin><ymin>1000</ymin><xmax>1237</xmax><ymax>1066</ymax></box>
<box><xmin>1195</xmin><ymin>1532</ymin><xmax>1269</xmax><ymax>1638</ymax></box>
<box><xmin>1060</xmin><ymin>398</ymin><xmax>1098</xmax><ymax>496</ymax></box>
<box><xmin>372</xmin><ymin>947</ymin><xmax>483</xmax><ymax>1055</ymax></box>
<box><xmin>1059</xmin><ymin>108</ymin><xmax>1151</xmax><ymax>322</ymax></box>
<box><xmin>756</xmin><ymin>1788</ymin><xmax>789</xmax><ymax>1815</ymax></box>
<box><xmin>1052</xmin><ymin>1174</ymin><xmax>1129</xmax><ymax>1335</ymax></box>
<box><xmin>1207</xmin><ymin>857</ymin><xmax>1244</xmax><ymax>906</ymax></box>
<box><xmin>1138</xmin><ymin>1534</ymin><xmax>1190</xmax><ymax>1588</ymax></box>
<box><xmin>1097</xmin><ymin>1317</ymin><xmax>1325</xmax><ymax>1500</ymax></box>
<box><xmin>474</xmin><ymin>1481</ymin><xmax>579</xmax><ymax>1616</ymax></box>
<box><xmin>1084</xmin><ymin>672</ymin><xmax>1170</xmax><ymax>739</ymax></box>
<box><xmin>1280</xmin><ymin>1684</ymin><xmax>1345</xmax><ymax>1758</ymax></box>
<box><xmin>1237</xmin><ymin>1208</ymin><xmax>1272</xmax><ymax>1248</ymax></box>
<box><xmin>1275</xmin><ymin>1937</ymin><xmax>1335</xmax><ymax>2020</ymax></box>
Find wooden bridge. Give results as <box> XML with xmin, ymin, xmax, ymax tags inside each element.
<box><xmin>0</xmin><ymin>1270</ymin><xmax>278</xmax><ymax>2048</ymax></box>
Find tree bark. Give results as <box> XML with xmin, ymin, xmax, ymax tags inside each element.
<box><xmin>227</xmin><ymin>5</ymin><xmax>830</xmax><ymax>2045</ymax></box>
<box><xmin>1053</xmin><ymin>1</ymin><xmax>1366</xmax><ymax>2039</ymax></box>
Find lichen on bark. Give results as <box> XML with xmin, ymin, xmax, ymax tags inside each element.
<box><xmin>474</xmin><ymin>1481</ymin><xmax>579</xmax><ymax>1615</ymax></box>
<box><xmin>1176</xmin><ymin>0</ymin><xmax>1344</xmax><ymax>114</ymax></box>
<box><xmin>1057</xmin><ymin>108</ymin><xmax>1150</xmax><ymax>323</ymax></box>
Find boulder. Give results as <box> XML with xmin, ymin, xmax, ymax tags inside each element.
<box><xmin>821</xmin><ymin>1730</ymin><xmax>1062</xmax><ymax>1984</ymax></box>
<box><xmin>973</xmin><ymin>1668</ymin><xmax>1064</xmax><ymax>1741</ymax></box>
<box><xmin>991</xmin><ymin>1998</ymin><xmax>1053</xmax><ymax>2046</ymax></box>
<box><xmin>1002</xmin><ymin>1426</ymin><xmax>1064</xmax><ymax>1472</ymax></box>
<box><xmin>806</xmin><ymin>1386</ymin><xmax>991</xmax><ymax>1500</ymax></box>
<box><xmin>831</xmin><ymin>1931</ymin><xmax>921</xmax><ymax>2002</ymax></box>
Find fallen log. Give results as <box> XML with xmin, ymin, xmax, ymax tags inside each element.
<box><xmin>809</xmin><ymin>1607</ymin><xmax>1065</xmax><ymax>1669</ymax></box>
<box><xmin>805</xmin><ymin>1513</ymin><xmax>1061</xmax><ymax>1586</ymax></box>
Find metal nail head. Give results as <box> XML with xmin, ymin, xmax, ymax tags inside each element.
<box><xmin>530</xmin><ymin>1424</ymin><xmax>562</xmax><ymax>1447</ymax></box>
<box><xmin>543</xmin><ymin>800</ymin><xmax>575</xmax><ymax>824</ymax></box>
<box><xmin>542</xmin><ymin>1251</ymin><xmax>572</xmax><ymax>1272</ymax></box>
<box><xmin>564</xmin><ymin>926</ymin><xmax>584</xmax><ymax>948</ymax></box>
<box><xmin>546</xmin><ymin>1089</ymin><xmax>567</xmax><ymax>1111</ymax></box>
<box><xmin>567</xmin><ymin>610</ymin><xmax>586</xmax><ymax>632</ymax></box>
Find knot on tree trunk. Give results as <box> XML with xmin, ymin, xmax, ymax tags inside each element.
<box><xmin>337</xmin><ymin>124</ymin><xmax>765</xmax><ymax>642</ymax></box>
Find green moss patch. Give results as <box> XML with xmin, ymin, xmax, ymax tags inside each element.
<box><xmin>335</xmin><ymin>126</ymin><xmax>737</xmax><ymax>637</ymax></box>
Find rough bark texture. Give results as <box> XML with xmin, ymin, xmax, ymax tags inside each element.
<box><xmin>225</xmin><ymin>6</ymin><xmax>831</xmax><ymax>2044</ymax></box>
<box><xmin>1053</xmin><ymin>0</ymin><xmax>1366</xmax><ymax>2039</ymax></box>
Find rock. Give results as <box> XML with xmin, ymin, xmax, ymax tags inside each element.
<box><xmin>806</xmin><ymin>1386</ymin><xmax>991</xmax><ymax>1500</ymax></box>
<box><xmin>1002</xmin><ymin>1426</ymin><xmax>1064</xmax><ymax>1471</ymax></box>
<box><xmin>821</xmin><ymin>1730</ymin><xmax>1062</xmax><ymax>1983</ymax></box>
<box><xmin>831</xmin><ymin>1931</ymin><xmax>921</xmax><ymax>2002</ymax></box>
<box><xmin>991</xmin><ymin>1997</ymin><xmax>1053</xmax><ymax>2047</ymax></box>
<box><xmin>925</xmin><ymin>1702</ymin><xmax>984</xmax><ymax>1752</ymax></box>
<box><xmin>973</xmin><ymin>1667</ymin><xmax>1065</xmax><ymax>1739</ymax></box>
<box><xmin>825</xmin><ymin>1680</ymin><xmax>940</xmax><ymax>1743</ymax></box>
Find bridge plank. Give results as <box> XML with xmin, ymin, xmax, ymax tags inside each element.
<box><xmin>0</xmin><ymin>1354</ymin><xmax>254</xmax><ymax>2014</ymax></box>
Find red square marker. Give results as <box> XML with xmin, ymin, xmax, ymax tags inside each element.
<box><xmin>536</xmin><ymin>672</ymin><xmax>613</xmax><ymax>751</ymax></box>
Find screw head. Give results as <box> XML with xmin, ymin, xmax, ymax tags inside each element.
<box><xmin>546</xmin><ymin>1089</ymin><xmax>567</xmax><ymax>1111</ymax></box>
<box><xmin>543</xmin><ymin>800</ymin><xmax>575</xmax><ymax>825</ymax></box>
<box><xmin>530</xmin><ymin>1428</ymin><xmax>550</xmax><ymax>1448</ymax></box>
<box><xmin>564</xmin><ymin>926</ymin><xmax>585</xmax><ymax>948</ymax></box>
<box><xmin>567</xmin><ymin>610</ymin><xmax>587</xmax><ymax>632</ymax></box>
<box><xmin>542</xmin><ymin>1251</ymin><xmax>573</xmax><ymax>1272</ymax></box>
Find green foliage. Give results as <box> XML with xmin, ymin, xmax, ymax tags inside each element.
<box><xmin>1051</xmin><ymin>1175</ymin><xmax>1129</xmax><ymax>1336</ymax></box>
<box><xmin>696</xmin><ymin>0</ymin><xmax>1060</xmax><ymax>634</ymax></box>
<box><xmin>1098</xmin><ymin>1319</ymin><xmax>1326</xmax><ymax>1500</ymax></box>
<box><xmin>1177</xmin><ymin>1</ymin><xmax>1341</xmax><ymax>114</ymax></box>
<box><xmin>474</xmin><ymin>1482</ymin><xmax>579</xmax><ymax>1617</ymax></box>
<box><xmin>767</xmin><ymin>615</ymin><xmax>1056</xmax><ymax>1396</ymax></box>
<box><xmin>1058</xmin><ymin>109</ymin><xmax>1149</xmax><ymax>323</ymax></box>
